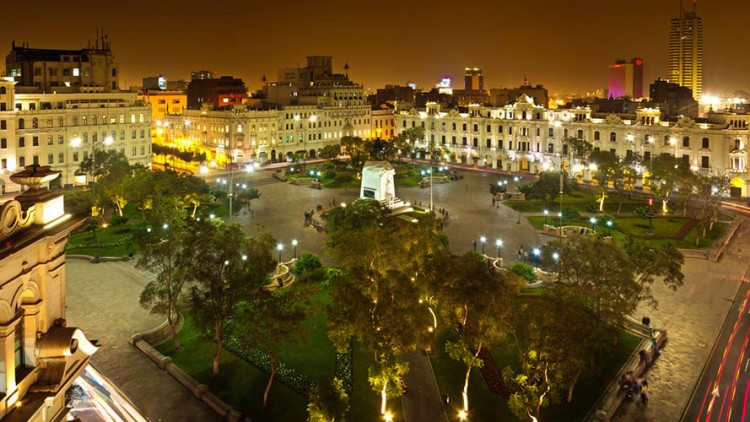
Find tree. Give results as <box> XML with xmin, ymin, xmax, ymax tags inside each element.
<box><xmin>94</xmin><ymin>151</ymin><xmax>133</xmax><ymax>216</ymax></box>
<box><xmin>650</xmin><ymin>155</ymin><xmax>691</xmax><ymax>214</ymax></box>
<box><xmin>307</xmin><ymin>377</ymin><xmax>350</xmax><ymax>422</ymax></box>
<box><xmin>188</xmin><ymin>221</ymin><xmax>276</xmax><ymax>376</ymax></box>
<box><xmin>433</xmin><ymin>252</ymin><xmax>522</xmax><ymax>414</ymax></box>
<box><xmin>519</xmin><ymin>172</ymin><xmax>571</xmax><ymax>205</ymax></box>
<box><xmin>319</xmin><ymin>144</ymin><xmax>342</xmax><ymax>160</ymax></box>
<box><xmin>235</xmin><ymin>285</ymin><xmax>316</xmax><ymax>408</ymax></box>
<box><xmin>339</xmin><ymin>136</ymin><xmax>370</xmax><ymax>170</ymax></box>
<box><xmin>545</xmin><ymin>235</ymin><xmax>638</xmax><ymax>330</ymax></box>
<box><xmin>369</xmin><ymin>138</ymin><xmax>396</xmax><ymax>161</ymax></box>
<box><xmin>325</xmin><ymin>199</ymin><xmax>447</xmax><ymax>415</ymax></box>
<box><xmin>293</xmin><ymin>253</ymin><xmax>323</xmax><ymax>277</ymax></box>
<box><xmin>392</xmin><ymin>127</ymin><xmax>425</xmax><ymax>159</ymax></box>
<box><xmin>692</xmin><ymin>172</ymin><xmax>730</xmax><ymax>243</ymax></box>
<box><xmin>234</xmin><ymin>187</ymin><xmax>261</xmax><ymax>214</ymax></box>
<box><xmin>135</xmin><ymin>199</ymin><xmax>194</xmax><ymax>350</ymax></box>
<box><xmin>588</xmin><ymin>150</ymin><xmax>618</xmax><ymax>212</ymax></box>
<box><xmin>622</xmin><ymin>237</ymin><xmax>684</xmax><ymax>308</ymax></box>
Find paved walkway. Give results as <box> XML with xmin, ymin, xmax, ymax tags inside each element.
<box><xmin>401</xmin><ymin>351</ymin><xmax>448</xmax><ymax>422</ymax></box>
<box><xmin>66</xmin><ymin>259</ymin><xmax>220</xmax><ymax>422</ymax></box>
<box><xmin>614</xmin><ymin>220</ymin><xmax>750</xmax><ymax>421</ymax></box>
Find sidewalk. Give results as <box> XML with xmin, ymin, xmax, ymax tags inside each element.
<box><xmin>65</xmin><ymin>259</ymin><xmax>220</xmax><ymax>422</ymax></box>
<box><xmin>401</xmin><ymin>351</ymin><xmax>448</xmax><ymax>422</ymax></box>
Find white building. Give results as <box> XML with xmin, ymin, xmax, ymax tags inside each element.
<box><xmin>0</xmin><ymin>78</ymin><xmax>152</xmax><ymax>194</ymax></box>
<box><xmin>395</xmin><ymin>97</ymin><xmax>750</xmax><ymax>197</ymax></box>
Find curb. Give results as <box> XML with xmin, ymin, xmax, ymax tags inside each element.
<box><xmin>130</xmin><ymin>317</ymin><xmax>247</xmax><ymax>422</ymax></box>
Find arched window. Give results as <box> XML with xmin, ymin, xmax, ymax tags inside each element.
<box><xmin>473</xmin><ymin>124</ymin><xmax>478</xmax><ymax>132</ymax></box>
<box><xmin>682</xmin><ymin>136</ymin><xmax>690</xmax><ymax>147</ymax></box>
<box><xmin>0</xmin><ymin>86</ymin><xmax>6</xmax><ymax>95</ymax></box>
<box><xmin>18</xmin><ymin>118</ymin><xmax>24</xmax><ymax>129</ymax></box>
<box><xmin>610</xmin><ymin>132</ymin><xmax>616</xmax><ymax>142</ymax></box>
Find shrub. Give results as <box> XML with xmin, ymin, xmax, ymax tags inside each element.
<box><xmin>323</xmin><ymin>170</ymin><xmax>337</xmax><ymax>180</ymax></box>
<box><xmin>109</xmin><ymin>215</ymin><xmax>129</xmax><ymax>226</ymax></box>
<box><xmin>509</xmin><ymin>262</ymin><xmax>539</xmax><ymax>282</ymax></box>
<box><xmin>293</xmin><ymin>253</ymin><xmax>323</xmax><ymax>276</ymax></box>
<box><xmin>334</xmin><ymin>173</ymin><xmax>354</xmax><ymax>184</ymax></box>
<box><xmin>562</xmin><ymin>207</ymin><xmax>580</xmax><ymax>221</ymax></box>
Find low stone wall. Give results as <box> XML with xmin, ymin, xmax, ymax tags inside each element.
<box><xmin>130</xmin><ymin>320</ymin><xmax>247</xmax><ymax>422</ymax></box>
<box><xmin>586</xmin><ymin>329</ymin><xmax>667</xmax><ymax>421</ymax></box>
<box><xmin>678</xmin><ymin>216</ymin><xmax>743</xmax><ymax>262</ymax></box>
<box><xmin>67</xmin><ymin>254</ymin><xmax>133</xmax><ymax>263</ymax></box>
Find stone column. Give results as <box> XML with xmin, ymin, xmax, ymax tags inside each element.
<box><xmin>0</xmin><ymin>316</ymin><xmax>21</xmax><ymax>395</ymax></box>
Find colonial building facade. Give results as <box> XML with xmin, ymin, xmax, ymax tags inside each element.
<box><xmin>395</xmin><ymin>97</ymin><xmax>749</xmax><ymax>197</ymax></box>
<box><xmin>162</xmin><ymin>103</ymin><xmax>373</xmax><ymax>165</ymax></box>
<box><xmin>0</xmin><ymin>78</ymin><xmax>152</xmax><ymax>193</ymax></box>
<box><xmin>0</xmin><ymin>166</ymin><xmax>97</xmax><ymax>420</ymax></box>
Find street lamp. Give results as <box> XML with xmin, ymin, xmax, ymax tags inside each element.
<box><xmin>532</xmin><ymin>248</ymin><xmax>541</xmax><ymax>267</ymax></box>
<box><xmin>552</xmin><ymin>252</ymin><xmax>560</xmax><ymax>275</ymax></box>
<box><xmin>480</xmin><ymin>236</ymin><xmax>486</xmax><ymax>255</ymax></box>
<box><xmin>589</xmin><ymin>217</ymin><xmax>597</xmax><ymax>231</ymax></box>
<box><xmin>606</xmin><ymin>220</ymin><xmax>613</xmax><ymax>237</ymax></box>
<box><xmin>277</xmin><ymin>243</ymin><xmax>284</xmax><ymax>262</ymax></box>
<box><xmin>292</xmin><ymin>239</ymin><xmax>298</xmax><ymax>259</ymax></box>
<box><xmin>495</xmin><ymin>239</ymin><xmax>503</xmax><ymax>258</ymax></box>
<box><xmin>558</xmin><ymin>211</ymin><xmax>563</xmax><ymax>228</ymax></box>
<box><xmin>543</xmin><ymin>209</ymin><xmax>548</xmax><ymax>225</ymax></box>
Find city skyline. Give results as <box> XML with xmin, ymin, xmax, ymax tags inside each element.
<box><xmin>1</xmin><ymin>0</ymin><xmax>748</xmax><ymax>97</ymax></box>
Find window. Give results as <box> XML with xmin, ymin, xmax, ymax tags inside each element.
<box><xmin>140</xmin><ymin>129</ymin><xmax>145</xmax><ymax>138</ymax></box>
<box><xmin>462</xmin><ymin>124</ymin><xmax>467</xmax><ymax>131</ymax></box>
<box><xmin>0</xmin><ymin>138</ymin><xmax>5</xmax><ymax>149</ymax></box>
<box><xmin>132</xmin><ymin>146</ymin><xmax>137</xmax><ymax>156</ymax></box>
<box><xmin>536</xmin><ymin>128</ymin><xmax>540</xmax><ymax>136</ymax></box>
<box><xmin>73</xmin><ymin>152</ymin><xmax>79</xmax><ymax>162</ymax></box>
<box><xmin>473</xmin><ymin>138</ymin><xmax>478</xmax><ymax>147</ymax></box>
<box><xmin>15</xmin><ymin>313</ymin><xmax>24</xmax><ymax>376</ymax></box>
<box><xmin>58</xmin><ymin>135</ymin><xmax>64</xmax><ymax>144</ymax></box>
<box><xmin>509</xmin><ymin>127</ymin><xmax>513</xmax><ymax>135</ymax></box>
<box><xmin>18</xmin><ymin>137</ymin><xmax>25</xmax><ymax>147</ymax></box>
<box><xmin>683</xmin><ymin>136</ymin><xmax>690</xmax><ymax>147</ymax></box>
<box><xmin>594</xmin><ymin>131</ymin><xmax>600</xmax><ymax>141</ymax></box>
<box><xmin>548</xmin><ymin>128</ymin><xmax>554</xmax><ymax>137</ymax></box>
<box><xmin>577</xmin><ymin>130</ymin><xmax>583</xmax><ymax>140</ymax></box>
<box><xmin>32</xmin><ymin>118</ymin><xmax>38</xmax><ymax>128</ymax></box>
<box><xmin>452</xmin><ymin>123</ymin><xmax>457</xmax><ymax>130</ymax></box>
<box><xmin>486</xmin><ymin>125</ymin><xmax>491</xmax><ymax>132</ymax></box>
<box><xmin>58</xmin><ymin>153</ymin><xmax>64</xmax><ymax>163</ymax></box>
<box><xmin>1</xmin><ymin>158</ymin><xmax>6</xmax><ymax>169</ymax></box>
<box><xmin>119</xmin><ymin>114</ymin><xmax>125</xmax><ymax>124</ymax></box>
<box><xmin>498</xmin><ymin>140</ymin><xmax>503</xmax><ymax>150</ymax></box>
<box><xmin>451</xmin><ymin>136</ymin><xmax>456</xmax><ymax>145</ymax></box>
<box><xmin>33</xmin><ymin>136</ymin><xmax>39</xmax><ymax>146</ymax></box>
<box><xmin>462</xmin><ymin>137</ymin><xmax>467</xmax><ymax>146</ymax></box>
<box><xmin>131</xmin><ymin>130</ymin><xmax>137</xmax><ymax>139</ymax></box>
<box><xmin>48</xmin><ymin>153</ymin><xmax>53</xmax><ymax>164</ymax></box>
<box><xmin>0</xmin><ymin>120</ymin><xmax>5</xmax><ymax>130</ymax></box>
<box><xmin>58</xmin><ymin>117</ymin><xmax>64</xmax><ymax>127</ymax></box>
<box><xmin>139</xmin><ymin>114</ymin><xmax>144</xmax><ymax>123</ymax></box>
<box><xmin>441</xmin><ymin>135</ymin><xmax>446</xmax><ymax>145</ymax></box>
<box><xmin>73</xmin><ymin>68</ymin><xmax>80</xmax><ymax>76</ymax></box>
<box><xmin>63</xmin><ymin>68</ymin><xmax>70</xmax><ymax>76</ymax></box>
<box><xmin>548</xmin><ymin>143</ymin><xmax>554</xmax><ymax>153</ymax></box>
<box><xmin>644</xmin><ymin>151</ymin><xmax>651</xmax><ymax>162</ymax></box>
<box><xmin>473</xmin><ymin>124</ymin><xmax>478</xmax><ymax>132</ymax></box>
<box><xmin>499</xmin><ymin>126</ymin><xmax>503</xmax><ymax>134</ymax></box>
<box><xmin>702</xmin><ymin>137</ymin><xmax>709</xmax><ymax>149</ymax></box>
<box><xmin>701</xmin><ymin>156</ymin><xmax>709</xmax><ymax>168</ymax></box>
<box><xmin>33</xmin><ymin>155</ymin><xmax>39</xmax><ymax>165</ymax></box>
<box><xmin>47</xmin><ymin>136</ymin><xmax>53</xmax><ymax>145</ymax></box>
<box><xmin>141</xmin><ymin>146</ymin><xmax>145</xmax><ymax>155</ymax></box>
<box><xmin>34</xmin><ymin>67</ymin><xmax>41</xmax><ymax>76</ymax></box>
<box><xmin>19</xmin><ymin>156</ymin><xmax>25</xmax><ymax>166</ymax></box>
<box><xmin>486</xmin><ymin>139</ymin><xmax>492</xmax><ymax>148</ymax></box>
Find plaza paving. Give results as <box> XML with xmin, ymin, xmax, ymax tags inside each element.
<box><xmin>64</xmin><ymin>165</ymin><xmax>750</xmax><ymax>421</ymax></box>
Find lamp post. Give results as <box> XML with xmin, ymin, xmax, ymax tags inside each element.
<box><xmin>543</xmin><ymin>209</ymin><xmax>548</xmax><ymax>225</ymax></box>
<box><xmin>553</xmin><ymin>252</ymin><xmax>559</xmax><ymax>276</ymax></box>
<box><xmin>495</xmin><ymin>239</ymin><xmax>503</xmax><ymax>258</ymax></box>
<box><xmin>72</xmin><ymin>135</ymin><xmax>113</xmax><ymax>246</ymax></box>
<box><xmin>590</xmin><ymin>217</ymin><xmax>597</xmax><ymax>231</ymax></box>
<box><xmin>292</xmin><ymin>239</ymin><xmax>298</xmax><ymax>259</ymax></box>
<box><xmin>480</xmin><ymin>236</ymin><xmax>486</xmax><ymax>255</ymax></box>
<box><xmin>277</xmin><ymin>243</ymin><xmax>283</xmax><ymax>262</ymax></box>
<box><xmin>227</xmin><ymin>154</ymin><xmax>235</xmax><ymax>223</ymax></box>
<box><xmin>532</xmin><ymin>248</ymin><xmax>541</xmax><ymax>267</ymax></box>
<box><xmin>606</xmin><ymin>220</ymin><xmax>613</xmax><ymax>237</ymax></box>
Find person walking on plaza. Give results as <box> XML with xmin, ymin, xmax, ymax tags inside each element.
<box><xmin>492</xmin><ymin>197</ymin><xmax>496</xmax><ymax>207</ymax></box>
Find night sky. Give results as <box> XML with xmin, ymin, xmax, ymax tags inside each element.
<box><xmin>2</xmin><ymin>0</ymin><xmax>748</xmax><ymax>96</ymax></box>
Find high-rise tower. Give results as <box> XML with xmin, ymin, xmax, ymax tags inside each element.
<box><xmin>464</xmin><ymin>68</ymin><xmax>483</xmax><ymax>91</ymax></box>
<box><xmin>668</xmin><ymin>0</ymin><xmax>703</xmax><ymax>99</ymax></box>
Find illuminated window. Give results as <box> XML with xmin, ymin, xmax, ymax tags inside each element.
<box><xmin>73</xmin><ymin>68</ymin><xmax>80</xmax><ymax>77</ymax></box>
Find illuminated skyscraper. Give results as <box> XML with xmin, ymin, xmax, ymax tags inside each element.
<box><xmin>464</xmin><ymin>68</ymin><xmax>483</xmax><ymax>91</ymax></box>
<box><xmin>608</xmin><ymin>58</ymin><xmax>644</xmax><ymax>98</ymax></box>
<box><xmin>668</xmin><ymin>0</ymin><xmax>703</xmax><ymax>99</ymax></box>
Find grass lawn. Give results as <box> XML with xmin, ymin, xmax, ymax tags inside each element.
<box><xmin>431</xmin><ymin>328</ymin><xmax>640</xmax><ymax>421</ymax></box>
<box><xmin>158</xmin><ymin>295</ymin><xmax>395</xmax><ymax>421</ymax></box>
<box><xmin>67</xmin><ymin>224</ymin><xmax>136</xmax><ymax>257</ymax></box>
<box><xmin>503</xmin><ymin>191</ymin><xmax>646</xmax><ymax>214</ymax></box>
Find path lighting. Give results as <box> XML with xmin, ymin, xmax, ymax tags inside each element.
<box><xmin>480</xmin><ymin>236</ymin><xmax>486</xmax><ymax>255</ymax></box>
<box><xmin>589</xmin><ymin>217</ymin><xmax>597</xmax><ymax>230</ymax></box>
<box><xmin>209</xmin><ymin>213</ymin><xmax>215</xmax><ymax>219</ymax></box>
<box><xmin>606</xmin><ymin>220</ymin><xmax>613</xmax><ymax>236</ymax></box>
<box><xmin>558</xmin><ymin>211</ymin><xmax>563</xmax><ymax>227</ymax></box>
<box><xmin>200</xmin><ymin>165</ymin><xmax>208</xmax><ymax>174</ymax></box>
<box><xmin>496</xmin><ymin>239</ymin><xmax>503</xmax><ymax>257</ymax></box>
<box><xmin>162</xmin><ymin>223</ymin><xmax>169</xmax><ymax>230</ymax></box>
<box><xmin>383</xmin><ymin>411</ymin><xmax>393</xmax><ymax>422</ymax></box>
<box><xmin>458</xmin><ymin>409</ymin><xmax>468</xmax><ymax>420</ymax></box>
<box><xmin>146</xmin><ymin>227</ymin><xmax>152</xmax><ymax>233</ymax></box>
<box><xmin>277</xmin><ymin>243</ymin><xmax>284</xmax><ymax>262</ymax></box>
<box><xmin>292</xmin><ymin>239</ymin><xmax>298</xmax><ymax>259</ymax></box>
<box><xmin>543</xmin><ymin>209</ymin><xmax>548</xmax><ymax>225</ymax></box>
<box><xmin>242</xmin><ymin>255</ymin><xmax>247</xmax><ymax>261</ymax></box>
<box><xmin>532</xmin><ymin>248</ymin><xmax>541</xmax><ymax>267</ymax></box>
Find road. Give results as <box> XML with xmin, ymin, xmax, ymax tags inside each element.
<box><xmin>682</xmin><ymin>265</ymin><xmax>750</xmax><ymax>422</ymax></box>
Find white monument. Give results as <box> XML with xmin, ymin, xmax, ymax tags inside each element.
<box><xmin>360</xmin><ymin>161</ymin><xmax>397</xmax><ymax>205</ymax></box>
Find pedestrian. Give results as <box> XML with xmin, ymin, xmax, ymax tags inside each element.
<box><xmin>640</xmin><ymin>380</ymin><xmax>649</xmax><ymax>405</ymax></box>
<box><xmin>638</xmin><ymin>349</ymin><xmax>648</xmax><ymax>365</ymax></box>
<box><xmin>651</xmin><ymin>336</ymin><xmax>660</xmax><ymax>357</ymax></box>
<box><xmin>472</xmin><ymin>240</ymin><xmax>477</xmax><ymax>252</ymax></box>
<box><xmin>523</xmin><ymin>250</ymin><xmax>529</xmax><ymax>262</ymax></box>
<box><xmin>642</xmin><ymin>315</ymin><xmax>651</xmax><ymax>327</ymax></box>
<box><xmin>633</xmin><ymin>380</ymin><xmax>642</xmax><ymax>404</ymax></box>
<box><xmin>492</xmin><ymin>197</ymin><xmax>496</xmax><ymax>206</ymax></box>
